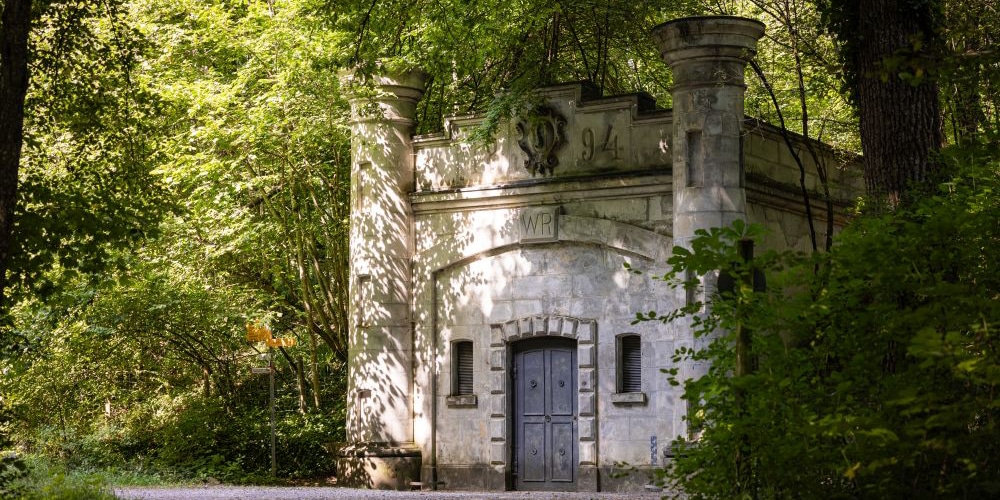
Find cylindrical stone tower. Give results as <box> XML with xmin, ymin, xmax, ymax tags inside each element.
<box><xmin>653</xmin><ymin>16</ymin><xmax>764</xmax><ymax>251</ymax></box>
<box><xmin>338</xmin><ymin>69</ymin><xmax>425</xmax><ymax>489</ymax></box>
<box><xmin>652</xmin><ymin>16</ymin><xmax>764</xmax><ymax>437</ymax></box>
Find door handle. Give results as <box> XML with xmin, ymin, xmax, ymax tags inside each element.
<box><xmin>545</xmin><ymin>415</ymin><xmax>551</xmax><ymax>422</ymax></box>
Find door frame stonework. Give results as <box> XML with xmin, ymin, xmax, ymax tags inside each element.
<box><xmin>489</xmin><ymin>315</ymin><xmax>598</xmax><ymax>491</ymax></box>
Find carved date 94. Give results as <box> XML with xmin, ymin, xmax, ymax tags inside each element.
<box><xmin>581</xmin><ymin>124</ymin><xmax>622</xmax><ymax>162</ymax></box>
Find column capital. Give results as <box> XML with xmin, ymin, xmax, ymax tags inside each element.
<box><xmin>652</xmin><ymin>16</ymin><xmax>764</xmax><ymax>68</ymax></box>
<box><xmin>340</xmin><ymin>67</ymin><xmax>427</xmax><ymax>123</ymax></box>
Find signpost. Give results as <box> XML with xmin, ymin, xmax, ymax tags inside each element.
<box><xmin>246</xmin><ymin>322</ymin><xmax>297</xmax><ymax>477</ymax></box>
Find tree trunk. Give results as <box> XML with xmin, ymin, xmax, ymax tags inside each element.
<box><xmin>202</xmin><ymin>368</ymin><xmax>212</xmax><ymax>397</ymax></box>
<box><xmin>295</xmin><ymin>356</ymin><xmax>307</xmax><ymax>414</ymax></box>
<box><xmin>0</xmin><ymin>0</ymin><xmax>32</xmax><ymax>310</ymax></box>
<box><xmin>309</xmin><ymin>328</ymin><xmax>321</xmax><ymax>410</ymax></box>
<box><xmin>855</xmin><ymin>0</ymin><xmax>943</xmax><ymax>206</ymax></box>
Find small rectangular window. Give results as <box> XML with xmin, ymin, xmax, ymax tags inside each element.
<box><xmin>355</xmin><ymin>162</ymin><xmax>371</xmax><ymax>211</ymax></box>
<box><xmin>453</xmin><ymin>341</ymin><xmax>474</xmax><ymax>396</ymax></box>
<box><xmin>686</xmin><ymin>130</ymin><xmax>703</xmax><ymax>188</ymax></box>
<box><xmin>357</xmin><ymin>275</ymin><xmax>372</xmax><ymax>328</ymax></box>
<box><xmin>619</xmin><ymin>335</ymin><xmax>642</xmax><ymax>393</ymax></box>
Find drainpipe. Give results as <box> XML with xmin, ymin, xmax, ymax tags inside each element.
<box><xmin>429</xmin><ymin>270</ymin><xmax>440</xmax><ymax>490</ymax></box>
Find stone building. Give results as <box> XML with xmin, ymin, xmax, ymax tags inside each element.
<box><xmin>336</xmin><ymin>16</ymin><xmax>860</xmax><ymax>492</ymax></box>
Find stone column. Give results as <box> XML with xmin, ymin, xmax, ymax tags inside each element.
<box><xmin>337</xmin><ymin>69</ymin><xmax>424</xmax><ymax>489</ymax></box>
<box><xmin>652</xmin><ymin>16</ymin><xmax>764</xmax><ymax>437</ymax></box>
<box><xmin>653</xmin><ymin>16</ymin><xmax>764</xmax><ymax>250</ymax></box>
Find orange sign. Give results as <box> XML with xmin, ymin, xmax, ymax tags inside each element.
<box><xmin>247</xmin><ymin>323</ymin><xmax>296</xmax><ymax>348</ymax></box>
<box><xmin>266</xmin><ymin>337</ymin><xmax>297</xmax><ymax>348</ymax></box>
<box><xmin>246</xmin><ymin>323</ymin><xmax>273</xmax><ymax>342</ymax></box>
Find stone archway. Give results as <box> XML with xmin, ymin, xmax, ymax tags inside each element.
<box><xmin>488</xmin><ymin>315</ymin><xmax>598</xmax><ymax>491</ymax></box>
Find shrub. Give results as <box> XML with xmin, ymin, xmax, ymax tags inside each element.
<box><xmin>651</xmin><ymin>146</ymin><xmax>1000</xmax><ymax>499</ymax></box>
<box><xmin>10</xmin><ymin>457</ymin><xmax>116</xmax><ymax>500</ymax></box>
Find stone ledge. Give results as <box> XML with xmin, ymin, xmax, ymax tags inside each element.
<box><xmin>331</xmin><ymin>442</ymin><xmax>421</xmax><ymax>457</ymax></box>
<box><xmin>446</xmin><ymin>394</ymin><xmax>478</xmax><ymax>407</ymax></box>
<box><xmin>611</xmin><ymin>392</ymin><xmax>647</xmax><ymax>405</ymax></box>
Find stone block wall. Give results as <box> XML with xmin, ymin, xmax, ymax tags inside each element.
<box><xmin>343</xmin><ymin>24</ymin><xmax>861</xmax><ymax>488</ymax></box>
<box><xmin>399</xmin><ymin>77</ymin><xmax>862</xmax><ymax>491</ymax></box>
<box><xmin>410</xmin><ymin>187</ymin><xmax>683</xmax><ymax>490</ymax></box>
<box><xmin>743</xmin><ymin>122</ymin><xmax>863</xmax><ymax>253</ymax></box>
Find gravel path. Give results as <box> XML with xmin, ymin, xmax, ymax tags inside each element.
<box><xmin>114</xmin><ymin>486</ymin><xmax>669</xmax><ymax>500</ymax></box>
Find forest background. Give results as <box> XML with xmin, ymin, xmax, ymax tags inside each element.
<box><xmin>0</xmin><ymin>0</ymin><xmax>997</xmax><ymax>498</ymax></box>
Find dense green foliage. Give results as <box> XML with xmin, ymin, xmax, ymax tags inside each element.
<box><xmin>334</xmin><ymin>0</ymin><xmax>700</xmax><ymax>134</ymax></box>
<box><xmin>10</xmin><ymin>0</ymin><xmax>169</xmax><ymax>306</ymax></box>
<box><xmin>7</xmin><ymin>457</ymin><xmax>118</xmax><ymax>500</ymax></box>
<box><xmin>0</xmin><ymin>0</ymin><xmax>996</xmax><ymax>490</ymax></box>
<box><xmin>4</xmin><ymin>0</ymin><xmax>353</xmax><ymax>482</ymax></box>
<box><xmin>648</xmin><ymin>146</ymin><xmax>1000</xmax><ymax>498</ymax></box>
<box><xmin>6</xmin><ymin>254</ymin><xmax>347</xmax><ymax>479</ymax></box>
<box><xmin>0</xmin><ymin>405</ymin><xmax>27</xmax><ymax>499</ymax></box>
<box><xmin>814</xmin><ymin>0</ymin><xmax>1000</xmax><ymax>146</ymax></box>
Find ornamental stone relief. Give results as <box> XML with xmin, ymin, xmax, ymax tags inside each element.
<box><xmin>516</xmin><ymin>105</ymin><xmax>567</xmax><ymax>176</ymax></box>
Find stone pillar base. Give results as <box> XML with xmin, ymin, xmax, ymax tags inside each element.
<box><xmin>596</xmin><ymin>465</ymin><xmax>663</xmax><ymax>492</ymax></box>
<box><xmin>578</xmin><ymin>464</ymin><xmax>599</xmax><ymax>491</ymax></box>
<box><xmin>334</xmin><ymin>443</ymin><xmax>421</xmax><ymax>490</ymax></box>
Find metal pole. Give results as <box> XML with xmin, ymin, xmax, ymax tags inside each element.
<box><xmin>269</xmin><ymin>347</ymin><xmax>276</xmax><ymax>477</ymax></box>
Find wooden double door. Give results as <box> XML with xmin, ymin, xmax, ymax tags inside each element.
<box><xmin>512</xmin><ymin>337</ymin><xmax>577</xmax><ymax>491</ymax></box>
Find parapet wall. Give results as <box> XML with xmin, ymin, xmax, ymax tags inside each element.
<box><xmin>413</xmin><ymin>83</ymin><xmax>671</xmax><ymax>192</ymax></box>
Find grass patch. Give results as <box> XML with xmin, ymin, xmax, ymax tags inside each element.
<box><xmin>10</xmin><ymin>457</ymin><xmax>115</xmax><ymax>500</ymax></box>
<box><xmin>11</xmin><ymin>454</ymin><xmax>194</xmax><ymax>498</ymax></box>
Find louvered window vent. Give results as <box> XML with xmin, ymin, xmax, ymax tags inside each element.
<box><xmin>619</xmin><ymin>335</ymin><xmax>642</xmax><ymax>393</ymax></box>
<box><xmin>453</xmin><ymin>341</ymin><xmax>474</xmax><ymax>395</ymax></box>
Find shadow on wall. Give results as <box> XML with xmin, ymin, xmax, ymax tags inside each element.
<box><xmin>332</xmin><ymin>70</ymin><xmax>435</xmax><ymax>490</ymax></box>
<box><xmin>337</xmin><ymin>68</ymin><xmax>685</xmax><ymax>491</ymax></box>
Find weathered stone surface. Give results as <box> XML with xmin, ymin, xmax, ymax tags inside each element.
<box><xmin>335</xmin><ymin>444</ymin><xmax>422</xmax><ymax>490</ymax></box>
<box><xmin>490</xmin><ymin>394</ymin><xmax>505</xmax><ymax>414</ymax></box>
<box><xmin>611</xmin><ymin>392</ymin><xmax>647</xmax><ymax>405</ymax></box>
<box><xmin>559</xmin><ymin>215</ymin><xmax>611</xmax><ymax>246</ymax></box>
<box><xmin>511</xmin><ymin>299</ymin><xmax>544</xmax><ymax>318</ymax></box>
<box><xmin>580</xmin><ymin>391</ymin><xmax>596</xmax><ymax>416</ymax></box>
<box><xmin>562</xmin><ymin>199</ymin><xmax>649</xmax><ymax>224</ymax></box>
<box><xmin>489</xmin><ymin>418</ymin><xmax>506</xmax><ymax>441</ymax></box>
<box><xmin>579</xmin><ymin>416</ymin><xmax>597</xmax><ymax>441</ymax></box>
<box><xmin>435</xmin><ymin>464</ymin><xmax>493</xmax><ymax>491</ymax></box>
<box><xmin>490</xmin><ymin>442</ymin><xmax>506</xmax><ymax>465</ymax></box>
<box><xmin>344</xmin><ymin>15</ymin><xmax>861</xmax><ymax>493</ymax></box>
<box><xmin>446</xmin><ymin>395</ymin><xmax>478</xmax><ymax>408</ymax></box>
<box><xmin>579</xmin><ymin>343</ymin><xmax>596</xmax><ymax>368</ymax></box>
<box><xmin>579</xmin><ymin>441</ymin><xmax>598</xmax><ymax>465</ymax></box>
<box><xmin>579</xmin><ymin>367</ymin><xmax>596</xmax><ymax>392</ymax></box>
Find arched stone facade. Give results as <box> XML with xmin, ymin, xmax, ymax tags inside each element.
<box><xmin>425</xmin><ymin>233</ymin><xmax>676</xmax><ymax>491</ymax></box>
<box><xmin>338</xmin><ymin>15</ymin><xmax>861</xmax><ymax>492</ymax></box>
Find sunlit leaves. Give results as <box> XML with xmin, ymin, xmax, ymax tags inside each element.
<box><xmin>332</xmin><ymin>0</ymin><xmax>703</xmax><ymax>135</ymax></box>
<box><xmin>128</xmin><ymin>0</ymin><xmax>355</xmax><ymax>362</ymax></box>
<box><xmin>12</xmin><ymin>0</ymin><xmax>171</xmax><ymax>302</ymax></box>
